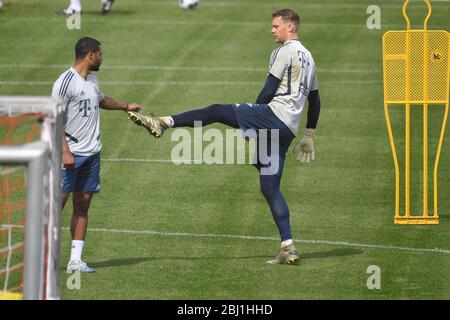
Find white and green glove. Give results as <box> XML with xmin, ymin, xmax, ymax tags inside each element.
<box><xmin>294</xmin><ymin>128</ymin><xmax>316</xmax><ymax>164</ymax></box>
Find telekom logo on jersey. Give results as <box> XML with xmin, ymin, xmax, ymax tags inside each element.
<box><xmin>170</xmin><ymin>121</ymin><xmax>280</xmax><ymax>176</ymax></box>
<box><xmin>78</xmin><ymin>99</ymin><xmax>92</xmax><ymax>117</ymax></box>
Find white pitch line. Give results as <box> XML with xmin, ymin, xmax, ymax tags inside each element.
<box><xmin>102</xmin><ymin>158</ymin><xmax>252</xmax><ymax>165</ymax></box>
<box><xmin>0</xmin><ymin>63</ymin><xmax>268</xmax><ymax>73</ymax></box>
<box><xmin>63</xmin><ymin>227</ymin><xmax>450</xmax><ymax>255</ymax></box>
<box><xmin>14</xmin><ymin>0</ymin><xmax>450</xmax><ymax>7</ymax></box>
<box><xmin>0</xmin><ymin>80</ymin><xmax>261</xmax><ymax>86</ymax></box>
<box><xmin>102</xmin><ymin>158</ymin><xmax>200</xmax><ymax>164</ymax></box>
<box><xmin>0</xmin><ymin>17</ymin><xmax>377</xmax><ymax>28</ymax></box>
<box><xmin>1</xmin><ymin>16</ymin><xmax>448</xmax><ymax>29</ymax></box>
<box><xmin>0</xmin><ymin>64</ymin><xmax>380</xmax><ymax>74</ymax></box>
<box><xmin>3</xmin><ymin>222</ymin><xmax>449</xmax><ymax>255</ymax></box>
<box><xmin>0</xmin><ymin>80</ymin><xmax>381</xmax><ymax>86</ymax></box>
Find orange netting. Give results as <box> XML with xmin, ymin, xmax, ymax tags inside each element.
<box><xmin>1</xmin><ymin>113</ymin><xmax>42</xmax><ymax>295</ymax></box>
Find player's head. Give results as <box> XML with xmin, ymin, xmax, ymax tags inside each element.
<box><xmin>75</xmin><ymin>37</ymin><xmax>103</xmax><ymax>71</ymax></box>
<box><xmin>271</xmin><ymin>9</ymin><xmax>300</xmax><ymax>44</ymax></box>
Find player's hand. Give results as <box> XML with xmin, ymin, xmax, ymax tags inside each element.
<box><xmin>293</xmin><ymin>128</ymin><xmax>315</xmax><ymax>164</ymax></box>
<box><xmin>63</xmin><ymin>150</ymin><xmax>75</xmax><ymax>169</ymax></box>
<box><xmin>125</xmin><ymin>103</ymin><xmax>141</xmax><ymax>113</ymax></box>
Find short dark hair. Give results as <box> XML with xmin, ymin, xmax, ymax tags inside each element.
<box><xmin>272</xmin><ymin>9</ymin><xmax>300</xmax><ymax>31</ymax></box>
<box><xmin>75</xmin><ymin>37</ymin><xmax>101</xmax><ymax>60</ymax></box>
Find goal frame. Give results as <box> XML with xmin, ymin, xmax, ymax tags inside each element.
<box><xmin>0</xmin><ymin>96</ymin><xmax>63</xmax><ymax>300</ymax></box>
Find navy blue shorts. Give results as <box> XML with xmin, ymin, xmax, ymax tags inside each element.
<box><xmin>232</xmin><ymin>104</ymin><xmax>294</xmax><ymax>176</ymax></box>
<box><xmin>61</xmin><ymin>153</ymin><xmax>101</xmax><ymax>193</ymax></box>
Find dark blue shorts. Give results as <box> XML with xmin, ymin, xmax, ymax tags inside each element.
<box><xmin>61</xmin><ymin>153</ymin><xmax>101</xmax><ymax>193</ymax></box>
<box><xmin>232</xmin><ymin>104</ymin><xmax>294</xmax><ymax>176</ymax></box>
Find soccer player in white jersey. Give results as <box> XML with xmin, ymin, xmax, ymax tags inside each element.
<box><xmin>128</xmin><ymin>9</ymin><xmax>321</xmax><ymax>265</ymax></box>
<box><xmin>0</xmin><ymin>1</ymin><xmax>3</xmax><ymax>11</ymax></box>
<box><xmin>61</xmin><ymin>0</ymin><xmax>115</xmax><ymax>15</ymax></box>
<box><xmin>52</xmin><ymin>37</ymin><xmax>141</xmax><ymax>272</ymax></box>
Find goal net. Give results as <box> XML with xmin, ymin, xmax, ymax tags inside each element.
<box><xmin>0</xmin><ymin>96</ymin><xmax>63</xmax><ymax>300</ymax></box>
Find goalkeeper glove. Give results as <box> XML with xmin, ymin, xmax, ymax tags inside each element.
<box><xmin>294</xmin><ymin>128</ymin><xmax>316</xmax><ymax>164</ymax></box>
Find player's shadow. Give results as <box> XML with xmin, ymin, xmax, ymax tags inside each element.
<box><xmin>171</xmin><ymin>248</ymin><xmax>363</xmax><ymax>261</ymax></box>
<box><xmin>60</xmin><ymin>257</ymin><xmax>151</xmax><ymax>270</ymax></box>
<box><xmin>61</xmin><ymin>249</ymin><xmax>363</xmax><ymax>270</ymax></box>
<box><xmin>90</xmin><ymin>257</ymin><xmax>151</xmax><ymax>268</ymax></box>
<box><xmin>299</xmin><ymin>248</ymin><xmax>363</xmax><ymax>260</ymax></box>
<box><xmin>80</xmin><ymin>10</ymin><xmax>135</xmax><ymax>16</ymax></box>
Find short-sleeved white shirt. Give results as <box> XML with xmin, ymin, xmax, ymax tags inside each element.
<box><xmin>51</xmin><ymin>68</ymin><xmax>104</xmax><ymax>156</ymax></box>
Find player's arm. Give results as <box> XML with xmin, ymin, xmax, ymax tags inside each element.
<box><xmin>294</xmin><ymin>89</ymin><xmax>321</xmax><ymax>164</ymax></box>
<box><xmin>60</xmin><ymin>110</ymin><xmax>74</xmax><ymax>169</ymax></box>
<box><xmin>306</xmin><ymin>89</ymin><xmax>320</xmax><ymax>129</ymax></box>
<box><xmin>52</xmin><ymin>77</ymin><xmax>75</xmax><ymax>168</ymax></box>
<box><xmin>62</xmin><ymin>129</ymin><xmax>75</xmax><ymax>169</ymax></box>
<box><xmin>255</xmin><ymin>73</ymin><xmax>281</xmax><ymax>104</ymax></box>
<box><xmin>99</xmin><ymin>96</ymin><xmax>141</xmax><ymax>112</ymax></box>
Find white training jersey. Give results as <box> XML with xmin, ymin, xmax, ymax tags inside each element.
<box><xmin>51</xmin><ymin>67</ymin><xmax>104</xmax><ymax>156</ymax></box>
<box><xmin>268</xmin><ymin>39</ymin><xmax>318</xmax><ymax>136</ymax></box>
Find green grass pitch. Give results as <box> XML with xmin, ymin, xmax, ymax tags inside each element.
<box><xmin>0</xmin><ymin>0</ymin><xmax>449</xmax><ymax>299</ymax></box>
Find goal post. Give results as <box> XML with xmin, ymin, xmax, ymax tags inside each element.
<box><xmin>0</xmin><ymin>96</ymin><xmax>63</xmax><ymax>300</ymax></box>
<box><xmin>0</xmin><ymin>141</ymin><xmax>49</xmax><ymax>299</ymax></box>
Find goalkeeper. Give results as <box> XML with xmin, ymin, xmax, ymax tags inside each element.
<box><xmin>128</xmin><ymin>8</ymin><xmax>321</xmax><ymax>265</ymax></box>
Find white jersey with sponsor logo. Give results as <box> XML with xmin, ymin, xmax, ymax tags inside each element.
<box><xmin>268</xmin><ymin>39</ymin><xmax>318</xmax><ymax>136</ymax></box>
<box><xmin>51</xmin><ymin>67</ymin><xmax>104</xmax><ymax>156</ymax></box>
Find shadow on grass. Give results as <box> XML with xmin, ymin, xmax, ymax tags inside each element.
<box><xmin>300</xmin><ymin>248</ymin><xmax>363</xmax><ymax>260</ymax></box>
<box><xmin>74</xmin><ymin>248</ymin><xmax>363</xmax><ymax>269</ymax></box>
<box><xmin>90</xmin><ymin>257</ymin><xmax>150</xmax><ymax>268</ymax></box>
<box><xmin>60</xmin><ymin>257</ymin><xmax>150</xmax><ymax>271</ymax></box>
<box><xmin>76</xmin><ymin>10</ymin><xmax>136</xmax><ymax>16</ymax></box>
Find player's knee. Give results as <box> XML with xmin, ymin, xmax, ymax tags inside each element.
<box><xmin>206</xmin><ymin>104</ymin><xmax>227</xmax><ymax>111</ymax></box>
<box><xmin>260</xmin><ymin>181</ymin><xmax>278</xmax><ymax>200</ymax></box>
<box><xmin>206</xmin><ymin>103</ymin><xmax>236</xmax><ymax>116</ymax></box>
<box><xmin>205</xmin><ymin>104</ymin><xmax>238</xmax><ymax>128</ymax></box>
<box><xmin>73</xmin><ymin>193</ymin><xmax>93</xmax><ymax>214</ymax></box>
<box><xmin>74</xmin><ymin>202</ymin><xmax>90</xmax><ymax>215</ymax></box>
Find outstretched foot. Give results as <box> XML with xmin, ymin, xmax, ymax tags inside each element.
<box><xmin>128</xmin><ymin>111</ymin><xmax>167</xmax><ymax>138</ymax></box>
